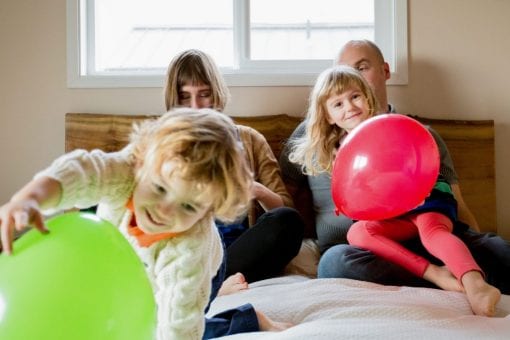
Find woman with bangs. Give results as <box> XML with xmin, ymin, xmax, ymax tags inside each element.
<box><xmin>164</xmin><ymin>49</ymin><xmax>305</xmax><ymax>296</ymax></box>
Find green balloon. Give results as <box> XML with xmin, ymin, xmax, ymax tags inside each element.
<box><xmin>0</xmin><ymin>212</ymin><xmax>156</xmax><ymax>340</ymax></box>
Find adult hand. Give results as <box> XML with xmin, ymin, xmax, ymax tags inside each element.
<box><xmin>250</xmin><ymin>181</ymin><xmax>284</xmax><ymax>211</ymax></box>
<box><xmin>250</xmin><ymin>181</ymin><xmax>265</xmax><ymax>201</ymax></box>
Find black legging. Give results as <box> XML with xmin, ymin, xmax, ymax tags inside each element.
<box><xmin>225</xmin><ymin>207</ymin><xmax>304</xmax><ymax>282</ymax></box>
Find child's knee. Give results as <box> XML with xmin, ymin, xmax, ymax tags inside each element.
<box><xmin>347</xmin><ymin>221</ymin><xmax>372</xmax><ymax>247</ymax></box>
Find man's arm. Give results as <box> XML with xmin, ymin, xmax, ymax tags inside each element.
<box><xmin>451</xmin><ymin>183</ymin><xmax>480</xmax><ymax>232</ymax></box>
<box><xmin>427</xmin><ymin>126</ymin><xmax>480</xmax><ymax>231</ymax></box>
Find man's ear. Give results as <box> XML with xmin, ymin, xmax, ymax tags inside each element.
<box><xmin>383</xmin><ymin>62</ymin><xmax>391</xmax><ymax>81</ymax></box>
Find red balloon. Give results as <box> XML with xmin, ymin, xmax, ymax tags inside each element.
<box><xmin>331</xmin><ymin>114</ymin><xmax>440</xmax><ymax>220</ymax></box>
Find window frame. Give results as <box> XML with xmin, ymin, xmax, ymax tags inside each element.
<box><xmin>67</xmin><ymin>0</ymin><xmax>407</xmax><ymax>88</ymax></box>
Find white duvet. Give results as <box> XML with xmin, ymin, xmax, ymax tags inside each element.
<box><xmin>207</xmin><ymin>275</ymin><xmax>510</xmax><ymax>340</ymax></box>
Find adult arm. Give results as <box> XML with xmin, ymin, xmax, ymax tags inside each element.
<box><xmin>428</xmin><ymin>127</ymin><xmax>480</xmax><ymax>230</ymax></box>
<box><xmin>239</xmin><ymin>125</ymin><xmax>292</xmax><ymax>210</ymax></box>
<box><xmin>250</xmin><ymin>181</ymin><xmax>284</xmax><ymax>211</ymax></box>
<box><xmin>451</xmin><ymin>184</ymin><xmax>480</xmax><ymax>232</ymax></box>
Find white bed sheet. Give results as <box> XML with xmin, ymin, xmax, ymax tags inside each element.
<box><xmin>208</xmin><ymin>275</ymin><xmax>510</xmax><ymax>339</ymax></box>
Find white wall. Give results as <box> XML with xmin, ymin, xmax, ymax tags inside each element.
<box><xmin>1</xmin><ymin>0</ymin><xmax>510</xmax><ymax>239</ymax></box>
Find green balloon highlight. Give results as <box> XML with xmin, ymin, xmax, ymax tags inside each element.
<box><xmin>0</xmin><ymin>212</ymin><xmax>156</xmax><ymax>340</ymax></box>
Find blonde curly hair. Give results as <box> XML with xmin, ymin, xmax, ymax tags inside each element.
<box><xmin>130</xmin><ymin>108</ymin><xmax>252</xmax><ymax>222</ymax></box>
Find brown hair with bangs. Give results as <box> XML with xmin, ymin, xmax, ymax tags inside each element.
<box><xmin>164</xmin><ymin>49</ymin><xmax>230</xmax><ymax>111</ymax></box>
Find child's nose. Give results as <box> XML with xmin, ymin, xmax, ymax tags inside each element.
<box><xmin>344</xmin><ymin>100</ymin><xmax>355</xmax><ymax>110</ymax></box>
<box><xmin>156</xmin><ymin>201</ymin><xmax>175</xmax><ymax>216</ymax></box>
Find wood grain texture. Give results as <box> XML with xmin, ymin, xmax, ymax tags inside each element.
<box><xmin>65</xmin><ymin>113</ymin><xmax>496</xmax><ymax>233</ymax></box>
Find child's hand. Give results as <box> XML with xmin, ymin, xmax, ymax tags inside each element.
<box><xmin>0</xmin><ymin>199</ymin><xmax>48</xmax><ymax>255</ymax></box>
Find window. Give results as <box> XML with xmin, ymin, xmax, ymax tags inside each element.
<box><xmin>67</xmin><ymin>0</ymin><xmax>407</xmax><ymax>87</ymax></box>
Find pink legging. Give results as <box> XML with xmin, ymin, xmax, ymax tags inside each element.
<box><xmin>347</xmin><ymin>212</ymin><xmax>482</xmax><ymax>280</ymax></box>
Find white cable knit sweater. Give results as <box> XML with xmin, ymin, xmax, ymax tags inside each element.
<box><xmin>35</xmin><ymin>147</ymin><xmax>224</xmax><ymax>340</ymax></box>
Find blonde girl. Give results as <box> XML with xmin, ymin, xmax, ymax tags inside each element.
<box><xmin>290</xmin><ymin>66</ymin><xmax>501</xmax><ymax>317</ymax></box>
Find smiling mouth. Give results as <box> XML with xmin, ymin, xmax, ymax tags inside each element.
<box><xmin>345</xmin><ymin>112</ymin><xmax>361</xmax><ymax>120</ymax></box>
<box><xmin>146</xmin><ymin>210</ymin><xmax>164</xmax><ymax>226</ymax></box>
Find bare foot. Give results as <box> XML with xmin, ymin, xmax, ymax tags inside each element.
<box><xmin>218</xmin><ymin>272</ymin><xmax>249</xmax><ymax>296</ymax></box>
<box><xmin>462</xmin><ymin>271</ymin><xmax>501</xmax><ymax>317</ymax></box>
<box><xmin>423</xmin><ymin>265</ymin><xmax>464</xmax><ymax>292</ymax></box>
<box><xmin>255</xmin><ymin>310</ymin><xmax>293</xmax><ymax>332</ymax></box>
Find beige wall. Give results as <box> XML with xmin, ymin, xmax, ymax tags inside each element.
<box><xmin>1</xmin><ymin>0</ymin><xmax>510</xmax><ymax>239</ymax></box>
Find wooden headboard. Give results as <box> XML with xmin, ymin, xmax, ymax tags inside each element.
<box><xmin>65</xmin><ymin>113</ymin><xmax>496</xmax><ymax>233</ymax></box>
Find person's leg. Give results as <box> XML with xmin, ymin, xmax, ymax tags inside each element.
<box><xmin>456</xmin><ymin>227</ymin><xmax>510</xmax><ymax>294</ymax></box>
<box><xmin>315</xmin><ymin>213</ymin><xmax>353</xmax><ymax>253</ymax></box>
<box><xmin>226</xmin><ymin>207</ymin><xmax>304</xmax><ymax>282</ymax></box>
<box><xmin>413</xmin><ymin>213</ymin><xmax>472</xmax><ymax>291</ymax></box>
<box><xmin>460</xmin><ymin>271</ymin><xmax>501</xmax><ymax>316</ymax></box>
<box><xmin>218</xmin><ymin>272</ymin><xmax>248</xmax><ymax>296</ymax></box>
<box><xmin>204</xmin><ymin>304</ymin><xmax>293</xmax><ymax>339</ymax></box>
<box><xmin>346</xmin><ymin>218</ymin><xmax>429</xmax><ymax>277</ymax></box>
<box><xmin>318</xmin><ymin>244</ymin><xmax>436</xmax><ymax>288</ymax></box>
<box><xmin>204</xmin><ymin>304</ymin><xmax>259</xmax><ymax>339</ymax></box>
<box><xmin>413</xmin><ymin>212</ymin><xmax>481</xmax><ymax>281</ymax></box>
<box><xmin>413</xmin><ymin>213</ymin><xmax>501</xmax><ymax>314</ymax></box>
<box><xmin>205</xmin><ymin>246</ymin><xmax>291</xmax><ymax>338</ymax></box>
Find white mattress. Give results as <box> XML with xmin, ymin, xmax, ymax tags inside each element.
<box><xmin>207</xmin><ymin>275</ymin><xmax>510</xmax><ymax>339</ymax></box>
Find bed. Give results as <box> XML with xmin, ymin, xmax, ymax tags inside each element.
<box><xmin>65</xmin><ymin>112</ymin><xmax>509</xmax><ymax>339</ymax></box>
<box><xmin>208</xmin><ymin>275</ymin><xmax>510</xmax><ymax>339</ymax></box>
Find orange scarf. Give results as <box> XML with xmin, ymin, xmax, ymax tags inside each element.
<box><xmin>126</xmin><ymin>198</ymin><xmax>180</xmax><ymax>247</ymax></box>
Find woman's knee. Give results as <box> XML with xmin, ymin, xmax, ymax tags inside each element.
<box><xmin>266</xmin><ymin>207</ymin><xmax>305</xmax><ymax>238</ymax></box>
